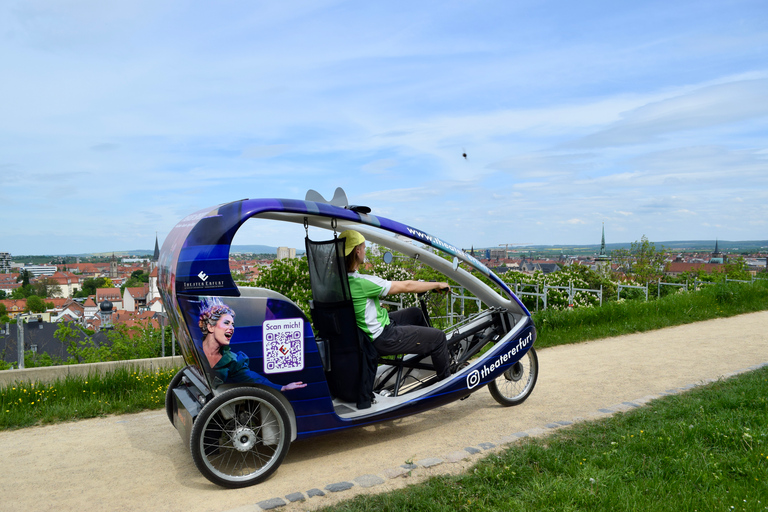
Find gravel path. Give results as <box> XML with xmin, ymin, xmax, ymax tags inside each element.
<box><xmin>2</xmin><ymin>311</ymin><xmax>766</xmax><ymax>512</ymax></box>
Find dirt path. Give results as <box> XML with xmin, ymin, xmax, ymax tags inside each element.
<box><xmin>2</xmin><ymin>311</ymin><xmax>767</xmax><ymax>512</ymax></box>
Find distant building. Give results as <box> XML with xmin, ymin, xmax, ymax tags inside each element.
<box><xmin>47</xmin><ymin>271</ymin><xmax>83</xmax><ymax>298</ymax></box>
<box><xmin>519</xmin><ymin>260</ymin><xmax>561</xmax><ymax>274</ymax></box>
<box><xmin>709</xmin><ymin>240</ymin><xmax>725</xmax><ymax>264</ymax></box>
<box><xmin>153</xmin><ymin>235</ymin><xmax>160</xmax><ymax>263</ymax></box>
<box><xmin>109</xmin><ymin>254</ymin><xmax>118</xmax><ymax>279</ymax></box>
<box><xmin>594</xmin><ymin>223</ymin><xmax>611</xmax><ymax>274</ymax></box>
<box><xmin>276</xmin><ymin>247</ymin><xmax>296</xmax><ymax>260</ymax></box>
<box><xmin>98</xmin><ymin>300</ymin><xmax>114</xmax><ymax>330</ymax></box>
<box><xmin>0</xmin><ymin>252</ymin><xmax>11</xmax><ymax>273</ymax></box>
<box><xmin>123</xmin><ymin>286</ymin><xmax>149</xmax><ymax>311</ymax></box>
<box><xmin>22</xmin><ymin>264</ymin><xmax>57</xmax><ymax>277</ymax></box>
<box><xmin>96</xmin><ymin>288</ymin><xmax>123</xmax><ymax>310</ymax></box>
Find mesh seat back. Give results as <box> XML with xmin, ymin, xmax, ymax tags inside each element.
<box><xmin>305</xmin><ymin>237</ymin><xmax>376</xmax><ymax>408</ymax></box>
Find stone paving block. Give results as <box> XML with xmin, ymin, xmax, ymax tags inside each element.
<box><xmin>256</xmin><ymin>498</ymin><xmax>285</xmax><ymax>510</ymax></box>
<box><xmin>478</xmin><ymin>442</ymin><xmax>496</xmax><ymax>450</ymax></box>
<box><xmin>355</xmin><ymin>475</ymin><xmax>385</xmax><ymax>488</ymax></box>
<box><xmin>545</xmin><ymin>423</ymin><xmax>561</xmax><ymax>429</ymax></box>
<box><xmin>285</xmin><ymin>492</ymin><xmax>305</xmax><ymax>503</ymax></box>
<box><xmin>417</xmin><ymin>457</ymin><xmax>444</xmax><ymax>468</ymax></box>
<box><xmin>445</xmin><ymin>450</ymin><xmax>471</xmax><ymax>463</ymax></box>
<box><xmin>512</xmin><ymin>431</ymin><xmax>529</xmax><ymax>438</ymax></box>
<box><xmin>464</xmin><ymin>446</ymin><xmax>481</xmax><ymax>454</ymax></box>
<box><xmin>383</xmin><ymin>466</ymin><xmax>411</xmax><ymax>479</ymax></box>
<box><xmin>306</xmin><ymin>488</ymin><xmax>325</xmax><ymax>498</ymax></box>
<box><xmin>492</xmin><ymin>435</ymin><xmax>518</xmax><ymax>445</ymax></box>
<box><xmin>400</xmin><ymin>463</ymin><xmax>418</xmax><ymax>470</ymax></box>
<box><xmin>325</xmin><ymin>482</ymin><xmax>354</xmax><ymax>493</ymax></box>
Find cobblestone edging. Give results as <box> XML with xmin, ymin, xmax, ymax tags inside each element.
<box><xmin>225</xmin><ymin>361</ymin><xmax>768</xmax><ymax>512</ymax></box>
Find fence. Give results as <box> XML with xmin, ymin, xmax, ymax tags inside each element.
<box><xmin>1</xmin><ymin>319</ymin><xmax>179</xmax><ymax>370</ymax></box>
<box><xmin>511</xmin><ymin>282</ymin><xmax>604</xmax><ymax>312</ymax></box>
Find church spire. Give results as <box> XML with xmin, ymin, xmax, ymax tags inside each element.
<box><xmin>153</xmin><ymin>233</ymin><xmax>160</xmax><ymax>262</ymax></box>
<box><xmin>596</xmin><ymin>222</ymin><xmax>611</xmax><ymax>267</ymax></box>
<box><xmin>599</xmin><ymin>222</ymin><xmax>607</xmax><ymax>258</ymax></box>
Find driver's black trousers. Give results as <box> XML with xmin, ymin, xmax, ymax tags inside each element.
<box><xmin>372</xmin><ymin>307</ymin><xmax>451</xmax><ymax>380</ymax></box>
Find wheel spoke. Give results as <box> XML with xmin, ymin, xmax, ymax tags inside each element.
<box><xmin>192</xmin><ymin>389</ymin><xmax>290</xmax><ymax>487</ymax></box>
<box><xmin>488</xmin><ymin>348</ymin><xmax>538</xmax><ymax>407</ymax></box>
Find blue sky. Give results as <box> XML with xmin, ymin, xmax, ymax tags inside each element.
<box><xmin>2</xmin><ymin>0</ymin><xmax>766</xmax><ymax>255</ymax></box>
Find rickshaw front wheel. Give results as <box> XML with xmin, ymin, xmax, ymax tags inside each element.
<box><xmin>190</xmin><ymin>387</ymin><xmax>291</xmax><ymax>488</ymax></box>
<box><xmin>488</xmin><ymin>347</ymin><xmax>538</xmax><ymax>407</ymax></box>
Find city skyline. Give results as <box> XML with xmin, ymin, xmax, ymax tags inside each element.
<box><xmin>4</xmin><ymin>237</ymin><xmax>767</xmax><ymax>260</ymax></box>
<box><xmin>2</xmin><ymin>2</ymin><xmax>766</xmax><ymax>255</ymax></box>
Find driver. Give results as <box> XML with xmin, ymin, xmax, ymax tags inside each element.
<box><xmin>341</xmin><ymin>229</ymin><xmax>452</xmax><ymax>381</ymax></box>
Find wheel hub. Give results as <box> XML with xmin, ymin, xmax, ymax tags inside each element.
<box><xmin>505</xmin><ymin>362</ymin><xmax>524</xmax><ymax>382</ymax></box>
<box><xmin>231</xmin><ymin>427</ymin><xmax>258</xmax><ymax>452</ymax></box>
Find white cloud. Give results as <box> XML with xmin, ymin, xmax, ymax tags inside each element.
<box><xmin>1</xmin><ymin>1</ymin><xmax>767</xmax><ymax>253</ymax></box>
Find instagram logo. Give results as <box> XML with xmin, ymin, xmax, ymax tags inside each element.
<box><xmin>466</xmin><ymin>370</ymin><xmax>481</xmax><ymax>389</ymax></box>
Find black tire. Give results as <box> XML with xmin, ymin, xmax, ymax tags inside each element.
<box><xmin>165</xmin><ymin>366</ymin><xmax>189</xmax><ymax>424</ymax></box>
<box><xmin>190</xmin><ymin>387</ymin><xmax>291</xmax><ymax>488</ymax></box>
<box><xmin>488</xmin><ymin>347</ymin><xmax>538</xmax><ymax>407</ymax></box>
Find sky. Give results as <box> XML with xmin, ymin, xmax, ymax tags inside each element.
<box><xmin>2</xmin><ymin>0</ymin><xmax>767</xmax><ymax>256</ymax></box>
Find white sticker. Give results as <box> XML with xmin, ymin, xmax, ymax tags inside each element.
<box><xmin>263</xmin><ymin>318</ymin><xmax>305</xmax><ymax>374</ymax></box>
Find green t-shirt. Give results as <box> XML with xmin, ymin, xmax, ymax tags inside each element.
<box><xmin>347</xmin><ymin>271</ymin><xmax>392</xmax><ymax>339</ymax></box>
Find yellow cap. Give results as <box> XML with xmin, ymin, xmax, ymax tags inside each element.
<box><xmin>339</xmin><ymin>229</ymin><xmax>365</xmax><ymax>256</ymax></box>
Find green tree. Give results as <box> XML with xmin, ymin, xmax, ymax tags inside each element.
<box><xmin>11</xmin><ymin>284</ymin><xmax>33</xmax><ymax>299</ymax></box>
<box><xmin>612</xmin><ymin>236</ymin><xmax>665</xmax><ymax>285</ymax></box>
<box><xmin>17</xmin><ymin>269</ymin><xmax>31</xmax><ymax>286</ymax></box>
<box><xmin>74</xmin><ymin>277</ymin><xmax>113</xmax><ymax>298</ymax></box>
<box><xmin>121</xmin><ymin>271</ymin><xmax>149</xmax><ymax>293</ymax></box>
<box><xmin>32</xmin><ymin>276</ymin><xmax>62</xmax><ymax>298</ymax></box>
<box><xmin>254</xmin><ymin>258</ymin><xmax>312</xmax><ymax>318</ymax></box>
<box><xmin>107</xmin><ymin>324</ymin><xmax>163</xmax><ymax>360</ymax></box>
<box><xmin>723</xmin><ymin>257</ymin><xmax>751</xmax><ymax>281</ymax></box>
<box><xmin>54</xmin><ymin>322</ymin><xmax>107</xmax><ymax>364</ymax></box>
<box><xmin>25</xmin><ymin>295</ymin><xmax>53</xmax><ymax>313</ymax></box>
<box><xmin>563</xmin><ymin>263</ymin><xmax>617</xmax><ymax>297</ymax></box>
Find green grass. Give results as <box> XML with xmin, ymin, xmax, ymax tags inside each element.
<box><xmin>0</xmin><ymin>366</ymin><xmax>180</xmax><ymax>430</ymax></box>
<box><xmin>320</xmin><ymin>366</ymin><xmax>768</xmax><ymax>511</ymax></box>
<box><xmin>533</xmin><ymin>279</ymin><xmax>768</xmax><ymax>348</ymax></box>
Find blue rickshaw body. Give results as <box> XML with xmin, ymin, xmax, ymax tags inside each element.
<box><xmin>159</xmin><ymin>197</ymin><xmax>537</xmax><ymax>445</ymax></box>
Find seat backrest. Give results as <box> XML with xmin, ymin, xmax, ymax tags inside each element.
<box><xmin>305</xmin><ymin>237</ymin><xmax>351</xmax><ymax>304</ymax></box>
<box><xmin>305</xmin><ymin>237</ymin><xmax>376</xmax><ymax>408</ymax></box>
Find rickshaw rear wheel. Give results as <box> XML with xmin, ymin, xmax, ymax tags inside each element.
<box><xmin>190</xmin><ymin>387</ymin><xmax>291</xmax><ymax>488</ymax></box>
<box><xmin>488</xmin><ymin>347</ymin><xmax>538</xmax><ymax>407</ymax></box>
<box><xmin>165</xmin><ymin>366</ymin><xmax>190</xmax><ymax>424</ymax></box>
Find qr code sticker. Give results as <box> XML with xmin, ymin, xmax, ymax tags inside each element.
<box><xmin>263</xmin><ymin>318</ymin><xmax>304</xmax><ymax>374</ymax></box>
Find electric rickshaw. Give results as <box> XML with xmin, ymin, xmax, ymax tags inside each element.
<box><xmin>160</xmin><ymin>189</ymin><xmax>538</xmax><ymax>488</ymax></box>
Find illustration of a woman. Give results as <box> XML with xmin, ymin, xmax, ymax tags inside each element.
<box><xmin>199</xmin><ymin>300</ymin><xmax>306</xmax><ymax>392</ymax></box>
